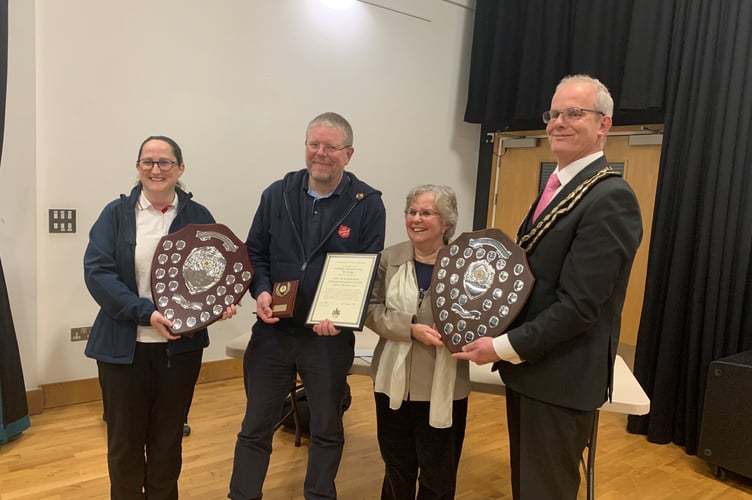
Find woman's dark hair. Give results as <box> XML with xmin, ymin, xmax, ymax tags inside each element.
<box><xmin>137</xmin><ymin>135</ymin><xmax>183</xmax><ymax>164</ymax></box>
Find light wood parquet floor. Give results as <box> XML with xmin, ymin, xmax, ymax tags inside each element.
<box><xmin>1</xmin><ymin>374</ymin><xmax>751</xmax><ymax>499</ymax></box>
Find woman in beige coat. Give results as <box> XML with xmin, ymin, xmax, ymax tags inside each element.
<box><xmin>365</xmin><ymin>184</ymin><xmax>470</xmax><ymax>500</ymax></box>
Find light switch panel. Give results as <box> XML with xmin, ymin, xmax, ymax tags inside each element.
<box><xmin>49</xmin><ymin>209</ymin><xmax>76</xmax><ymax>233</ymax></box>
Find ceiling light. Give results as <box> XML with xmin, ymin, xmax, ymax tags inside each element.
<box><xmin>320</xmin><ymin>0</ymin><xmax>355</xmax><ymax>11</ymax></box>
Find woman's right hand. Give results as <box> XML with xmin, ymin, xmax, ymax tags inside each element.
<box><xmin>150</xmin><ymin>310</ymin><xmax>181</xmax><ymax>340</ymax></box>
<box><xmin>410</xmin><ymin>322</ymin><xmax>444</xmax><ymax>347</ymax></box>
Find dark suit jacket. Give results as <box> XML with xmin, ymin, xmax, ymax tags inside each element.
<box><xmin>496</xmin><ymin>156</ymin><xmax>643</xmax><ymax>411</ymax></box>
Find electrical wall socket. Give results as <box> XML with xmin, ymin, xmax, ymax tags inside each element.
<box><xmin>70</xmin><ymin>326</ymin><xmax>91</xmax><ymax>342</ymax></box>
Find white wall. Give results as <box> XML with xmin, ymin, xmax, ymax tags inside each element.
<box><xmin>4</xmin><ymin>0</ymin><xmax>479</xmax><ymax>387</ymax></box>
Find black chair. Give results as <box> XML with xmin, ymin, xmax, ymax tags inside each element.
<box><xmin>276</xmin><ymin>378</ymin><xmax>352</xmax><ymax>447</ymax></box>
<box><xmin>275</xmin><ymin>379</ymin><xmax>305</xmax><ymax>446</ymax></box>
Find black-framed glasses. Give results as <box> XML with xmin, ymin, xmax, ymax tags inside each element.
<box><xmin>305</xmin><ymin>142</ymin><xmax>351</xmax><ymax>154</ymax></box>
<box><xmin>542</xmin><ymin>107</ymin><xmax>604</xmax><ymax>124</ymax></box>
<box><xmin>137</xmin><ymin>159</ymin><xmax>179</xmax><ymax>171</ymax></box>
<box><xmin>404</xmin><ymin>209</ymin><xmax>440</xmax><ymax>219</ymax></box>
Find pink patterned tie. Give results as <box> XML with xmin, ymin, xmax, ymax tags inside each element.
<box><xmin>532</xmin><ymin>172</ymin><xmax>561</xmax><ymax>223</ymax></box>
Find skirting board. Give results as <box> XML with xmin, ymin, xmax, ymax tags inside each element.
<box><xmin>27</xmin><ymin>358</ymin><xmax>242</xmax><ymax>415</ymax></box>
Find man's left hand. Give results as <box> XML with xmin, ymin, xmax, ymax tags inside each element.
<box><xmin>452</xmin><ymin>336</ymin><xmax>500</xmax><ymax>365</ymax></box>
<box><xmin>313</xmin><ymin>319</ymin><xmax>341</xmax><ymax>336</ymax></box>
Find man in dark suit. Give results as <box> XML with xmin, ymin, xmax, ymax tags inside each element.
<box><xmin>454</xmin><ymin>74</ymin><xmax>643</xmax><ymax>499</ymax></box>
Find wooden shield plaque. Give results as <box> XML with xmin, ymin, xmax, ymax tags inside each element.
<box><xmin>150</xmin><ymin>223</ymin><xmax>254</xmax><ymax>336</ymax></box>
<box><xmin>431</xmin><ymin>228</ymin><xmax>534</xmax><ymax>353</ymax></box>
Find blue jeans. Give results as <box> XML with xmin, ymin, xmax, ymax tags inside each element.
<box><xmin>229</xmin><ymin>323</ymin><xmax>354</xmax><ymax>500</ymax></box>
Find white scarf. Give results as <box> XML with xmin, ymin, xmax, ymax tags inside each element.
<box><xmin>373</xmin><ymin>259</ymin><xmax>457</xmax><ymax>428</ymax></box>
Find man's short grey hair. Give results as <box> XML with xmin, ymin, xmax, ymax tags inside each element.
<box><xmin>306</xmin><ymin>112</ymin><xmax>354</xmax><ymax>147</ymax></box>
<box><xmin>557</xmin><ymin>74</ymin><xmax>614</xmax><ymax>116</ymax></box>
<box><xmin>405</xmin><ymin>184</ymin><xmax>459</xmax><ymax>244</ymax></box>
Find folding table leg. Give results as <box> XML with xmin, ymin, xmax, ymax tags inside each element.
<box><xmin>584</xmin><ymin>410</ymin><xmax>600</xmax><ymax>500</ymax></box>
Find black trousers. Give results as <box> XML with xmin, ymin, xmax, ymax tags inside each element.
<box><xmin>98</xmin><ymin>343</ymin><xmax>202</xmax><ymax>500</ymax></box>
<box><xmin>505</xmin><ymin>387</ymin><xmax>594</xmax><ymax>500</ymax></box>
<box><xmin>374</xmin><ymin>392</ymin><xmax>468</xmax><ymax>500</ymax></box>
<box><xmin>230</xmin><ymin>324</ymin><xmax>354</xmax><ymax>500</ymax></box>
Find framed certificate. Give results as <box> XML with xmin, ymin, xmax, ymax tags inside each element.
<box><xmin>306</xmin><ymin>253</ymin><xmax>380</xmax><ymax>330</ymax></box>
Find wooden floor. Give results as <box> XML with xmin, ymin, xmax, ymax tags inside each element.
<box><xmin>1</xmin><ymin>374</ymin><xmax>751</xmax><ymax>499</ymax></box>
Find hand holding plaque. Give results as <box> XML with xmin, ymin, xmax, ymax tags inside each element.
<box><xmin>431</xmin><ymin>228</ymin><xmax>534</xmax><ymax>353</ymax></box>
<box><xmin>150</xmin><ymin>223</ymin><xmax>254</xmax><ymax>336</ymax></box>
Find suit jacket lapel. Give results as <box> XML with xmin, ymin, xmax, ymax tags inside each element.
<box><xmin>517</xmin><ymin>156</ymin><xmax>612</xmax><ymax>244</ymax></box>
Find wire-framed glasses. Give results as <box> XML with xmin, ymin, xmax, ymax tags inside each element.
<box><xmin>404</xmin><ymin>209</ymin><xmax>440</xmax><ymax>219</ymax></box>
<box><xmin>305</xmin><ymin>142</ymin><xmax>351</xmax><ymax>154</ymax></box>
<box><xmin>542</xmin><ymin>107</ymin><xmax>604</xmax><ymax>124</ymax></box>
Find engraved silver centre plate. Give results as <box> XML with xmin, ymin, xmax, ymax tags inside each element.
<box><xmin>183</xmin><ymin>246</ymin><xmax>226</xmax><ymax>294</ymax></box>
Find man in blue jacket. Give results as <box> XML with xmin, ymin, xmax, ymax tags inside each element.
<box><xmin>230</xmin><ymin>112</ymin><xmax>386</xmax><ymax>500</ymax></box>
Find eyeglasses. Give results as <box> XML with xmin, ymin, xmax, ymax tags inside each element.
<box><xmin>404</xmin><ymin>209</ymin><xmax>440</xmax><ymax>219</ymax></box>
<box><xmin>542</xmin><ymin>107</ymin><xmax>604</xmax><ymax>124</ymax></box>
<box><xmin>137</xmin><ymin>159</ymin><xmax>179</xmax><ymax>171</ymax></box>
<box><xmin>306</xmin><ymin>142</ymin><xmax>351</xmax><ymax>154</ymax></box>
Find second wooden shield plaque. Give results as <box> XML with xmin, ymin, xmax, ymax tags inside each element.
<box><xmin>150</xmin><ymin>223</ymin><xmax>254</xmax><ymax>336</ymax></box>
<box><xmin>431</xmin><ymin>228</ymin><xmax>534</xmax><ymax>353</ymax></box>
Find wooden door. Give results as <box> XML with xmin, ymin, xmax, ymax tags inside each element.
<box><xmin>486</xmin><ymin>125</ymin><xmax>661</xmax><ymax>346</ymax></box>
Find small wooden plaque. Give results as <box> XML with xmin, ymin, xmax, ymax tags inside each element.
<box><xmin>271</xmin><ymin>280</ymin><xmax>298</xmax><ymax>318</ymax></box>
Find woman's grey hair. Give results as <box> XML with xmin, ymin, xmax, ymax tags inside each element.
<box><xmin>557</xmin><ymin>74</ymin><xmax>614</xmax><ymax>116</ymax></box>
<box><xmin>405</xmin><ymin>184</ymin><xmax>458</xmax><ymax>244</ymax></box>
<box><xmin>306</xmin><ymin>112</ymin><xmax>354</xmax><ymax>147</ymax></box>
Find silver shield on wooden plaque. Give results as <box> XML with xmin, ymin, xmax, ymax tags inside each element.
<box><xmin>150</xmin><ymin>223</ymin><xmax>254</xmax><ymax>336</ymax></box>
<box><xmin>431</xmin><ymin>228</ymin><xmax>534</xmax><ymax>353</ymax></box>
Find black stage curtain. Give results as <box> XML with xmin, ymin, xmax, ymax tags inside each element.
<box><xmin>465</xmin><ymin>0</ymin><xmax>752</xmax><ymax>454</ymax></box>
<box><xmin>626</xmin><ymin>0</ymin><xmax>752</xmax><ymax>454</ymax></box>
<box><xmin>0</xmin><ymin>0</ymin><xmax>28</xmax><ymax>444</ymax></box>
<box><xmin>464</xmin><ymin>0</ymin><xmax>669</xmax><ymax>131</ymax></box>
